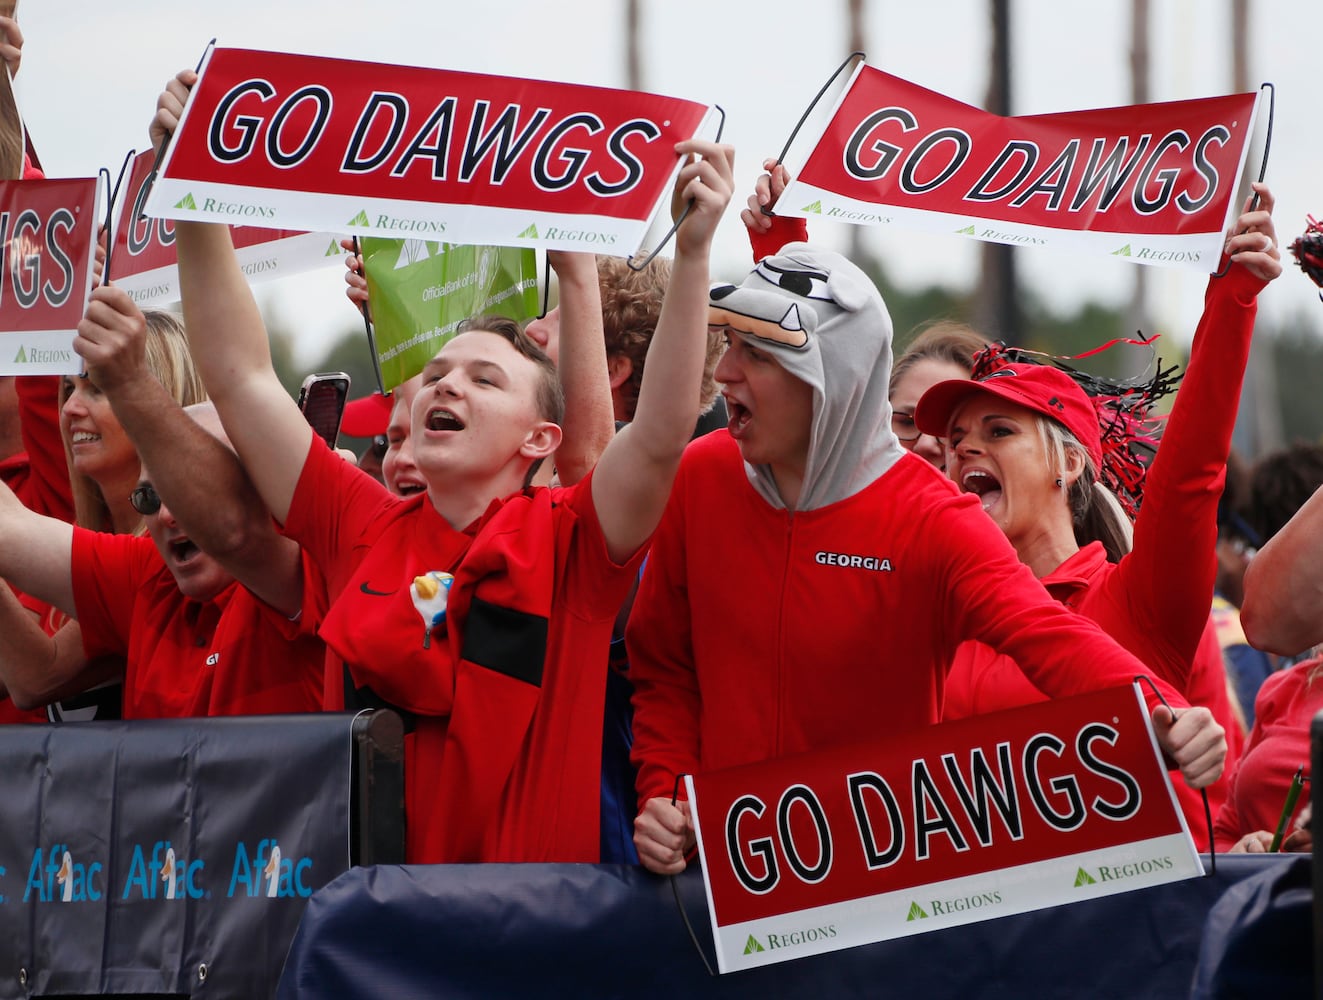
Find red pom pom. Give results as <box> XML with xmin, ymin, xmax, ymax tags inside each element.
<box><xmin>1288</xmin><ymin>215</ymin><xmax>1323</xmax><ymax>290</ymax></box>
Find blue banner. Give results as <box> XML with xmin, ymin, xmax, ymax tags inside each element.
<box><xmin>0</xmin><ymin>714</ymin><xmax>359</xmax><ymax>998</ymax></box>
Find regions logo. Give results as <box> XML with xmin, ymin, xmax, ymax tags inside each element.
<box><xmin>324</xmin><ymin>239</ymin><xmax>342</xmax><ymax>256</ymax></box>
<box><xmin>1074</xmin><ymin>867</ymin><xmax>1098</xmax><ymax>887</ymax></box>
<box><xmin>374</xmin><ymin>215</ymin><xmax>446</xmax><ymax>234</ymax></box>
<box><xmin>955</xmin><ymin>224</ymin><xmax>977</xmax><ymax>235</ymax></box>
<box><xmin>348</xmin><ymin>210</ymin><xmax>371</xmax><ymax>227</ymax></box>
<box><xmin>906</xmin><ymin>901</ymin><xmax>929</xmax><ymax>921</ymax></box>
<box><xmin>174</xmin><ymin>192</ymin><xmax>198</xmax><ymax>211</ymax></box>
<box><xmin>12</xmin><ymin>346</ymin><xmax>76</xmax><ymax>366</ymax></box>
<box><xmin>1130</xmin><ymin>247</ymin><xmax>1203</xmax><ymax>264</ymax></box>
<box><xmin>802</xmin><ymin>200</ymin><xmax>823</xmax><ymax>214</ymax></box>
<box><xmin>923</xmin><ymin>890</ymin><xmax>1003</xmax><ymax>916</ymax></box>
<box><xmin>517</xmin><ymin>223</ymin><xmax>540</xmax><ymax>239</ymax></box>
<box><xmin>743</xmin><ymin>935</ymin><xmax>766</xmax><ymax>954</ymax></box>
<box><xmin>1111</xmin><ymin>244</ymin><xmax>1133</xmax><ymax>257</ymax></box>
<box><xmin>200</xmin><ymin>197</ymin><xmax>276</xmax><ymax>220</ymax></box>
<box><xmin>760</xmin><ymin>925</ymin><xmax>838</xmax><ymax>949</ymax></box>
<box><xmin>1094</xmin><ymin>856</ymin><xmax>1175</xmax><ymax>883</ymax></box>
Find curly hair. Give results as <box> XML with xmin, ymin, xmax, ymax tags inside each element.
<box><xmin>597</xmin><ymin>256</ymin><xmax>723</xmax><ymax>421</ymax></box>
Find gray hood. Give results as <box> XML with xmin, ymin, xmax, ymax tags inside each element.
<box><xmin>709</xmin><ymin>242</ymin><xmax>904</xmax><ymax>510</ymax></box>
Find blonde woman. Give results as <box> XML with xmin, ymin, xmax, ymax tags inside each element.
<box><xmin>0</xmin><ymin>309</ymin><xmax>206</xmax><ymax>720</ymax></box>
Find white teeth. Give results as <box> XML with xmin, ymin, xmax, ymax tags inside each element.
<box><xmin>427</xmin><ymin>408</ymin><xmax>462</xmax><ymax>431</ymax></box>
<box><xmin>960</xmin><ymin>469</ymin><xmax>1003</xmax><ymax>512</ymax></box>
<box><xmin>71</xmin><ymin>432</ymin><xmax>99</xmax><ymax>443</ymax></box>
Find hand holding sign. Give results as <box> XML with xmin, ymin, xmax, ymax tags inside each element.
<box><xmin>1151</xmin><ymin>703</ymin><xmax>1226</xmax><ymax>790</ymax></box>
<box><xmin>150</xmin><ymin>69</ymin><xmax>196</xmax><ymax>161</ymax></box>
<box><xmin>73</xmin><ymin>285</ymin><xmax>151</xmax><ymax>394</ymax></box>
<box><xmin>1225</xmin><ymin>181</ymin><xmax>1282</xmax><ymax>281</ymax></box>
<box><xmin>740</xmin><ymin>156</ymin><xmax>792</xmax><ymax>234</ymax></box>
<box><xmin>634</xmin><ymin>796</ymin><xmax>694</xmax><ymax>875</ymax></box>
<box><xmin>671</xmin><ymin>139</ymin><xmax>736</xmax><ymax>256</ymax></box>
<box><xmin>339</xmin><ymin>237</ymin><xmax>371</xmax><ymax>317</ymax></box>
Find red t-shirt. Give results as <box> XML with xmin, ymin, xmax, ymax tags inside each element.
<box><xmin>283</xmin><ymin>437</ymin><xmax>645</xmax><ymax>863</ymax></box>
<box><xmin>72</xmin><ymin>529</ymin><xmax>324</xmax><ymax>719</ymax></box>
<box><xmin>1214</xmin><ymin>660</ymin><xmax>1322</xmax><ymax>850</ymax></box>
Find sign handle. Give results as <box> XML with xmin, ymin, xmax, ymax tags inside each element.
<box><xmin>1210</xmin><ymin>81</ymin><xmax>1275</xmax><ymax>280</ymax></box>
<box><xmin>627</xmin><ymin>105</ymin><xmax>727</xmax><ymax>273</ymax></box>
<box><xmin>766</xmin><ymin>50</ymin><xmax>866</xmax><ymax>196</ymax></box>
<box><xmin>351</xmin><ymin>235</ymin><xmax>387</xmax><ymax>396</ymax></box>
<box><xmin>667</xmin><ymin>772</ymin><xmax>717</xmax><ymax>976</ymax></box>
<box><xmin>1134</xmin><ymin>673</ymin><xmax>1216</xmax><ymax>872</ymax></box>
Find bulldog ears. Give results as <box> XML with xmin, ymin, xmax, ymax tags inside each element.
<box><xmin>824</xmin><ymin>266</ymin><xmax>873</xmax><ymax>313</ymax></box>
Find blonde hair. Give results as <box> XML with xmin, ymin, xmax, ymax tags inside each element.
<box><xmin>61</xmin><ymin>309</ymin><xmax>208</xmax><ymax>533</ymax></box>
<box><xmin>1037</xmin><ymin>417</ymin><xmax>1133</xmax><ymax>562</ymax></box>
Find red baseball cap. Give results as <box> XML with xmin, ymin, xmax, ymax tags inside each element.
<box><xmin>914</xmin><ymin>363</ymin><xmax>1103</xmax><ymax>470</ymax></box>
<box><xmin>340</xmin><ymin>391</ymin><xmax>393</xmax><ymax>438</ymax></box>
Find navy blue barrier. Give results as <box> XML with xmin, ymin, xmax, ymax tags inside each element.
<box><xmin>0</xmin><ymin>711</ymin><xmax>402</xmax><ymax>999</ymax></box>
<box><xmin>278</xmin><ymin>855</ymin><xmax>1301</xmax><ymax>999</ymax></box>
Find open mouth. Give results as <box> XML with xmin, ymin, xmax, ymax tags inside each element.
<box><xmin>724</xmin><ymin>396</ymin><xmax>752</xmax><ymax>437</ymax></box>
<box><xmin>396</xmin><ymin>481</ymin><xmax>425</xmax><ymax>497</ymax></box>
<box><xmin>961</xmin><ymin>469</ymin><xmax>1004</xmax><ymax>512</ymax></box>
<box><xmin>169</xmin><ymin>538</ymin><xmax>201</xmax><ymax>564</ymax></box>
<box><xmin>426</xmin><ymin>408</ymin><xmax>465</xmax><ymax>432</ymax></box>
<box><xmin>70</xmin><ymin>431</ymin><xmax>100</xmax><ymax>444</ymax></box>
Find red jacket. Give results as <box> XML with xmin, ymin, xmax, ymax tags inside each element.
<box><xmin>627</xmin><ymin>433</ymin><xmax>1188</xmax><ymax>809</ymax></box>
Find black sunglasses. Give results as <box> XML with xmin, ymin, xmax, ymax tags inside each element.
<box><xmin>129</xmin><ymin>483</ymin><xmax>162</xmax><ymax>516</ymax></box>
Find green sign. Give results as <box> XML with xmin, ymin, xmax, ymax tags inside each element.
<box><xmin>360</xmin><ymin>239</ymin><xmax>538</xmax><ymax>391</ymax></box>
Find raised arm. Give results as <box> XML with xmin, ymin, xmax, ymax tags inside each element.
<box><xmin>74</xmin><ymin>285</ymin><xmax>304</xmax><ymax>615</ymax></box>
<box><xmin>1242</xmin><ymin>484</ymin><xmax>1323</xmax><ymax>654</ymax></box>
<box><xmin>153</xmin><ymin>71</ymin><xmax>312</xmax><ymax>524</ymax></box>
<box><xmin>0</xmin><ymin>477</ymin><xmax>75</xmax><ymax>614</ymax></box>
<box><xmin>590</xmin><ymin>139</ymin><xmax>735</xmax><ymax>563</ymax></box>
<box><xmin>0</xmin><ymin>601</ymin><xmax>115</xmax><ymax>712</ymax></box>
<box><xmin>545</xmin><ymin>251</ymin><xmax>612</xmax><ymax>486</ymax></box>
<box><xmin>1117</xmin><ymin>184</ymin><xmax>1280</xmax><ymax>676</ymax></box>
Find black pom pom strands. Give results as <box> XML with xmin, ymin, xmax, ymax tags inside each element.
<box><xmin>969</xmin><ymin>341</ymin><xmax>1181</xmax><ymax>520</ymax></box>
<box><xmin>1288</xmin><ymin>215</ymin><xmax>1323</xmax><ymax>298</ymax></box>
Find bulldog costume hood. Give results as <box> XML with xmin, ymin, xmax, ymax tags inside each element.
<box><xmin>709</xmin><ymin>243</ymin><xmax>905</xmax><ymax>510</ymax></box>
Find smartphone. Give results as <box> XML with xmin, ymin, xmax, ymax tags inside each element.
<box><xmin>297</xmin><ymin>372</ymin><xmax>351</xmax><ymax>448</ymax></box>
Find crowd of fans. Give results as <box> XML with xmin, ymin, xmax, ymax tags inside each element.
<box><xmin>2</xmin><ymin>26</ymin><xmax>1321</xmax><ymax>883</ymax></box>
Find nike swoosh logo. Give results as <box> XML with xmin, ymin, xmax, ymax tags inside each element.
<box><xmin>360</xmin><ymin>582</ymin><xmax>395</xmax><ymax>597</ymax></box>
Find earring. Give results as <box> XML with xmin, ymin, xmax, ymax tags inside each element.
<box><xmin>1055</xmin><ymin>478</ymin><xmax>1064</xmax><ymax>488</ymax></box>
